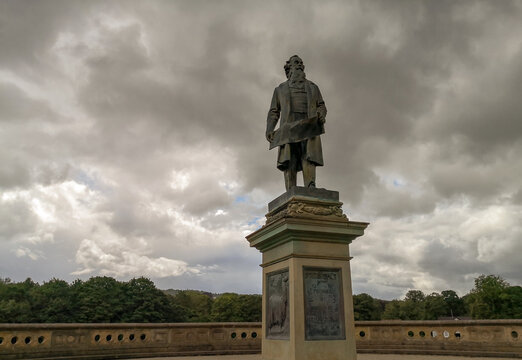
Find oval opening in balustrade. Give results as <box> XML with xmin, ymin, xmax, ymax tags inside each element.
<box><xmin>106</xmin><ymin>334</ymin><xmax>112</xmax><ymax>342</ymax></box>
<box><xmin>407</xmin><ymin>331</ymin><xmax>414</xmax><ymax>337</ymax></box>
<box><xmin>252</xmin><ymin>332</ymin><xmax>257</xmax><ymax>338</ymax></box>
<box><xmin>455</xmin><ymin>331</ymin><xmax>461</xmax><ymax>338</ymax></box>
<box><xmin>38</xmin><ymin>336</ymin><xmax>45</xmax><ymax>344</ymax></box>
<box><xmin>129</xmin><ymin>334</ymin><xmax>135</xmax><ymax>341</ymax></box>
<box><xmin>419</xmin><ymin>331</ymin><xmax>425</xmax><ymax>337</ymax></box>
<box><xmin>431</xmin><ymin>330</ymin><xmax>438</xmax><ymax>338</ymax></box>
<box><xmin>140</xmin><ymin>334</ymin><xmax>146</xmax><ymax>341</ymax></box>
<box><xmin>443</xmin><ymin>331</ymin><xmax>450</xmax><ymax>338</ymax></box>
<box><xmin>118</xmin><ymin>334</ymin><xmax>124</xmax><ymax>341</ymax></box>
<box><xmin>0</xmin><ymin>336</ymin><xmax>4</xmax><ymax>345</ymax></box>
<box><xmin>24</xmin><ymin>336</ymin><xmax>31</xmax><ymax>344</ymax></box>
<box><xmin>11</xmin><ymin>336</ymin><xmax>18</xmax><ymax>345</ymax></box>
<box><xmin>359</xmin><ymin>331</ymin><xmax>365</xmax><ymax>338</ymax></box>
<box><xmin>512</xmin><ymin>331</ymin><xmax>519</xmax><ymax>339</ymax></box>
<box><xmin>231</xmin><ymin>332</ymin><xmax>237</xmax><ymax>339</ymax></box>
<box><xmin>94</xmin><ymin>334</ymin><xmax>100</xmax><ymax>342</ymax></box>
<box><xmin>241</xmin><ymin>332</ymin><xmax>247</xmax><ymax>339</ymax></box>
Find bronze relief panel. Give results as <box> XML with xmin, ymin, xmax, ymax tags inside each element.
<box><xmin>303</xmin><ymin>267</ymin><xmax>345</xmax><ymax>340</ymax></box>
<box><xmin>266</xmin><ymin>268</ymin><xmax>290</xmax><ymax>339</ymax></box>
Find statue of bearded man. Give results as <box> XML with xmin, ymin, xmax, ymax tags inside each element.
<box><xmin>266</xmin><ymin>55</ymin><xmax>327</xmax><ymax>190</ymax></box>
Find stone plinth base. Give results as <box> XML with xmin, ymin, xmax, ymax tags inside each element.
<box><xmin>246</xmin><ymin>187</ymin><xmax>368</xmax><ymax>360</ymax></box>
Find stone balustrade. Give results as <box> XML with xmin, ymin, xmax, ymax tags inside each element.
<box><xmin>356</xmin><ymin>319</ymin><xmax>521</xmax><ymax>358</ymax></box>
<box><xmin>0</xmin><ymin>320</ymin><xmax>520</xmax><ymax>359</ymax></box>
<box><xmin>0</xmin><ymin>322</ymin><xmax>261</xmax><ymax>359</ymax></box>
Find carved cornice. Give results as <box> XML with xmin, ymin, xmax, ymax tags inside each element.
<box><xmin>266</xmin><ymin>198</ymin><xmax>348</xmax><ymax>224</ymax></box>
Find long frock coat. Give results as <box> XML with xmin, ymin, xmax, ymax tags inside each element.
<box><xmin>266</xmin><ymin>79</ymin><xmax>327</xmax><ymax>171</ymax></box>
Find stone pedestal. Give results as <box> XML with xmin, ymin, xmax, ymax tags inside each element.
<box><xmin>246</xmin><ymin>187</ymin><xmax>368</xmax><ymax>360</ymax></box>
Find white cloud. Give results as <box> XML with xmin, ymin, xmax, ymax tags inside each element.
<box><xmin>72</xmin><ymin>237</ymin><xmax>200</xmax><ymax>278</ymax></box>
<box><xmin>169</xmin><ymin>171</ymin><xmax>190</xmax><ymax>191</ymax></box>
<box><xmin>14</xmin><ymin>246</ymin><xmax>43</xmax><ymax>261</ymax></box>
<box><xmin>352</xmin><ymin>199</ymin><xmax>522</xmax><ymax>298</ymax></box>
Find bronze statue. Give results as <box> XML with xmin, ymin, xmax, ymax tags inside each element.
<box><xmin>266</xmin><ymin>55</ymin><xmax>327</xmax><ymax>190</ymax></box>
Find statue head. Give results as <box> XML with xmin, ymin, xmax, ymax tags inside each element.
<box><xmin>284</xmin><ymin>55</ymin><xmax>305</xmax><ymax>79</ymax></box>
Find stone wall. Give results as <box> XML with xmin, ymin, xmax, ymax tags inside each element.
<box><xmin>356</xmin><ymin>319</ymin><xmax>521</xmax><ymax>358</ymax></box>
<box><xmin>0</xmin><ymin>322</ymin><xmax>261</xmax><ymax>359</ymax></box>
<box><xmin>0</xmin><ymin>320</ymin><xmax>520</xmax><ymax>359</ymax></box>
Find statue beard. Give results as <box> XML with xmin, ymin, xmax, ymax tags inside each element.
<box><xmin>289</xmin><ymin>69</ymin><xmax>306</xmax><ymax>87</ymax></box>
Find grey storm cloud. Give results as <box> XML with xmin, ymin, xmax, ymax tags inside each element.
<box><xmin>1</xmin><ymin>0</ymin><xmax>521</xmax><ymax>299</ymax></box>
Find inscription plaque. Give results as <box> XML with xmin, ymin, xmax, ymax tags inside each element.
<box><xmin>303</xmin><ymin>267</ymin><xmax>345</xmax><ymax>340</ymax></box>
<box><xmin>266</xmin><ymin>268</ymin><xmax>289</xmax><ymax>339</ymax></box>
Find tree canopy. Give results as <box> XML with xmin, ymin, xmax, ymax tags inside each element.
<box><xmin>0</xmin><ymin>274</ymin><xmax>520</xmax><ymax>323</ymax></box>
<box><xmin>0</xmin><ymin>276</ymin><xmax>261</xmax><ymax>323</ymax></box>
<box><xmin>381</xmin><ymin>275</ymin><xmax>521</xmax><ymax>320</ymax></box>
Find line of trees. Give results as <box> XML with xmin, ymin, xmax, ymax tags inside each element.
<box><xmin>0</xmin><ymin>274</ymin><xmax>519</xmax><ymax>323</ymax></box>
<box><xmin>354</xmin><ymin>275</ymin><xmax>522</xmax><ymax>321</ymax></box>
<box><xmin>0</xmin><ymin>277</ymin><xmax>261</xmax><ymax>323</ymax></box>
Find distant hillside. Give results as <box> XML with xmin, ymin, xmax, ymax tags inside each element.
<box><xmin>163</xmin><ymin>289</ymin><xmax>218</xmax><ymax>299</ymax></box>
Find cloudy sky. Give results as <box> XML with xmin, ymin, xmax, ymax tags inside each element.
<box><xmin>1</xmin><ymin>0</ymin><xmax>521</xmax><ymax>300</ymax></box>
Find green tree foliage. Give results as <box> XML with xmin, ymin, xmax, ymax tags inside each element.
<box><xmin>1</xmin><ymin>274</ymin><xmax>520</xmax><ymax>322</ymax></box>
<box><xmin>353</xmin><ymin>293</ymin><xmax>383</xmax><ymax>320</ymax></box>
<box><xmin>168</xmin><ymin>290</ymin><xmax>261</xmax><ymax>323</ymax></box>
<box><xmin>441</xmin><ymin>289</ymin><xmax>465</xmax><ymax>317</ymax></box>
<box><xmin>424</xmin><ymin>292</ymin><xmax>447</xmax><ymax>320</ymax></box>
<box><xmin>382</xmin><ymin>299</ymin><xmax>402</xmax><ymax>320</ymax></box>
<box><xmin>71</xmin><ymin>276</ymin><xmax>125</xmax><ymax>322</ymax></box>
<box><xmin>0</xmin><ymin>278</ymin><xmax>37</xmax><ymax>322</ymax></box>
<box><xmin>465</xmin><ymin>274</ymin><xmax>521</xmax><ymax>319</ymax></box>
<box><xmin>170</xmin><ymin>290</ymin><xmax>213</xmax><ymax>322</ymax></box>
<box><xmin>382</xmin><ymin>290</ymin><xmax>427</xmax><ymax>320</ymax></box>
<box><xmin>34</xmin><ymin>278</ymin><xmax>74</xmax><ymax>322</ymax></box>
<box><xmin>402</xmin><ymin>290</ymin><xmax>426</xmax><ymax>320</ymax></box>
<box><xmin>0</xmin><ymin>276</ymin><xmax>186</xmax><ymax>323</ymax></box>
<box><xmin>209</xmin><ymin>293</ymin><xmax>262</xmax><ymax>322</ymax></box>
<box><xmin>383</xmin><ymin>289</ymin><xmax>467</xmax><ymax>320</ymax></box>
<box><xmin>382</xmin><ymin>275</ymin><xmax>521</xmax><ymax>320</ymax></box>
<box><xmin>211</xmin><ymin>293</ymin><xmax>242</xmax><ymax>322</ymax></box>
<box><xmin>499</xmin><ymin>286</ymin><xmax>522</xmax><ymax>319</ymax></box>
<box><xmin>237</xmin><ymin>294</ymin><xmax>262</xmax><ymax>322</ymax></box>
<box><xmin>120</xmin><ymin>278</ymin><xmax>184</xmax><ymax>322</ymax></box>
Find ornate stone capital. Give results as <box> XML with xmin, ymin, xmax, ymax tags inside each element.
<box><xmin>266</xmin><ymin>197</ymin><xmax>348</xmax><ymax>224</ymax></box>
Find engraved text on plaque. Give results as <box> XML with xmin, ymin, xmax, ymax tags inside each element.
<box><xmin>303</xmin><ymin>267</ymin><xmax>345</xmax><ymax>340</ymax></box>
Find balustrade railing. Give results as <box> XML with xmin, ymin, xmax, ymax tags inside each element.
<box><xmin>356</xmin><ymin>319</ymin><xmax>521</xmax><ymax>358</ymax></box>
<box><xmin>0</xmin><ymin>322</ymin><xmax>260</xmax><ymax>359</ymax></box>
<box><xmin>0</xmin><ymin>320</ymin><xmax>520</xmax><ymax>359</ymax></box>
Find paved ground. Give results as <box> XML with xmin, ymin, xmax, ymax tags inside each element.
<box><xmin>135</xmin><ymin>355</ymin><xmax>515</xmax><ymax>360</ymax></box>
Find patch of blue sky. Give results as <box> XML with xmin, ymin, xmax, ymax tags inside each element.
<box><xmin>234</xmin><ymin>195</ymin><xmax>248</xmax><ymax>203</ymax></box>
<box><xmin>72</xmin><ymin>169</ymin><xmax>102</xmax><ymax>191</ymax></box>
<box><xmin>247</xmin><ymin>216</ymin><xmax>261</xmax><ymax>226</ymax></box>
<box><xmin>393</xmin><ymin>179</ymin><xmax>405</xmax><ymax>187</ymax></box>
<box><xmin>374</xmin><ymin>169</ymin><xmax>406</xmax><ymax>189</ymax></box>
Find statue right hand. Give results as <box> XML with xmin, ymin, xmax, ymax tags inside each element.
<box><xmin>266</xmin><ymin>131</ymin><xmax>275</xmax><ymax>142</ymax></box>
